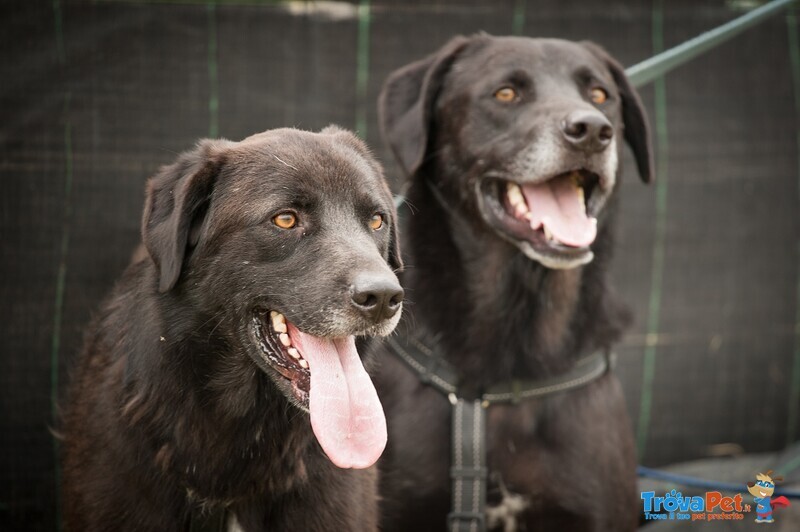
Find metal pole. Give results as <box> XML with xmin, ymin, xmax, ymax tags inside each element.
<box><xmin>626</xmin><ymin>0</ymin><xmax>797</xmax><ymax>87</ymax></box>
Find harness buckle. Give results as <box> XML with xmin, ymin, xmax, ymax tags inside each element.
<box><xmin>447</xmin><ymin>511</ymin><xmax>486</xmax><ymax>531</ymax></box>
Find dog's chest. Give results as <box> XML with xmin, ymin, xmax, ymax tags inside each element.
<box><xmin>483</xmin><ymin>401</ymin><xmax>570</xmax><ymax>528</ymax></box>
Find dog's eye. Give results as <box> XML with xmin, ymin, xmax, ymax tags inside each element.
<box><xmin>369</xmin><ymin>213</ymin><xmax>384</xmax><ymax>231</ymax></box>
<box><xmin>493</xmin><ymin>87</ymin><xmax>518</xmax><ymax>103</ymax></box>
<box><xmin>590</xmin><ymin>87</ymin><xmax>608</xmax><ymax>105</ymax></box>
<box><xmin>273</xmin><ymin>212</ymin><xmax>298</xmax><ymax>229</ymax></box>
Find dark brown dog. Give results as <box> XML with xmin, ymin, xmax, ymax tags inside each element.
<box><xmin>62</xmin><ymin>127</ymin><xmax>403</xmax><ymax>531</ymax></box>
<box><xmin>374</xmin><ymin>35</ymin><xmax>653</xmax><ymax>531</ymax></box>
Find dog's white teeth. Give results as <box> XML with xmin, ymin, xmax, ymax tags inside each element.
<box><xmin>267</xmin><ymin>318</ymin><xmax>308</xmax><ymax>368</ymax></box>
<box><xmin>506</xmin><ymin>182</ymin><xmax>523</xmax><ymax>203</ymax></box>
<box><xmin>279</xmin><ymin>333</ymin><xmax>291</xmax><ymax>347</ymax></box>
<box><xmin>288</xmin><ymin>347</ymin><xmax>308</xmax><ymax>369</ymax></box>
<box><xmin>506</xmin><ymin>182</ymin><xmax>529</xmax><ymax>217</ymax></box>
<box><xmin>571</xmin><ymin>171</ymin><xmax>588</xmax><ymax>210</ymax></box>
<box><xmin>271</xmin><ymin>312</ymin><xmax>286</xmax><ymax>331</ymax></box>
<box><xmin>271</xmin><ymin>311</ymin><xmax>287</xmax><ymax>332</ymax></box>
<box><xmin>543</xmin><ymin>226</ymin><xmax>554</xmax><ymax>242</ymax></box>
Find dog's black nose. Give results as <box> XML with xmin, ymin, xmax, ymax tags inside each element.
<box><xmin>561</xmin><ymin>110</ymin><xmax>614</xmax><ymax>153</ymax></box>
<box><xmin>351</xmin><ymin>274</ymin><xmax>404</xmax><ymax>322</ymax></box>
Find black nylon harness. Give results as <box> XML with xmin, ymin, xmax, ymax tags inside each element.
<box><xmin>385</xmin><ymin>334</ymin><xmax>614</xmax><ymax>532</ymax></box>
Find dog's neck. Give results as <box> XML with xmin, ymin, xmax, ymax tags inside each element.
<box><xmin>116</xmin><ymin>275</ymin><xmax>317</xmax><ymax>501</ymax></box>
<box><xmin>401</xmin><ymin>177</ymin><xmax>624</xmax><ymax>393</ymax></box>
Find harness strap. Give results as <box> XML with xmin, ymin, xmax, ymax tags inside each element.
<box><xmin>449</xmin><ymin>399</ymin><xmax>487</xmax><ymax>532</ymax></box>
<box><xmin>386</xmin><ymin>336</ymin><xmax>458</xmax><ymax>396</ymax></box>
<box><xmin>385</xmin><ymin>332</ymin><xmax>613</xmax><ymax>532</ymax></box>
<box><xmin>386</xmin><ymin>335</ymin><xmax>613</xmax><ymax>406</ymax></box>
<box><xmin>482</xmin><ymin>350</ymin><xmax>613</xmax><ymax>404</ymax></box>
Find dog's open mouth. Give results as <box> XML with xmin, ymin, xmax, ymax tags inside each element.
<box><xmin>252</xmin><ymin>310</ymin><xmax>312</xmax><ymax>403</ymax></box>
<box><xmin>250</xmin><ymin>309</ymin><xmax>387</xmax><ymax>470</ymax></box>
<box><xmin>477</xmin><ymin>169</ymin><xmax>607</xmax><ymax>269</ymax></box>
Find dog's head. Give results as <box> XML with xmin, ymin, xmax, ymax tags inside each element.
<box><xmin>380</xmin><ymin>34</ymin><xmax>653</xmax><ymax>269</ymax></box>
<box><xmin>141</xmin><ymin>126</ymin><xmax>402</xmax><ymax>469</ymax></box>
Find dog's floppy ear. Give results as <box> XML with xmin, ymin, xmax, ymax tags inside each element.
<box><xmin>142</xmin><ymin>139</ymin><xmax>228</xmax><ymax>292</ymax></box>
<box><xmin>582</xmin><ymin>41</ymin><xmax>654</xmax><ymax>183</ymax></box>
<box><xmin>378</xmin><ymin>35</ymin><xmax>471</xmax><ymax>177</ymax></box>
<box><xmin>320</xmin><ymin>125</ymin><xmax>403</xmax><ymax>271</ymax></box>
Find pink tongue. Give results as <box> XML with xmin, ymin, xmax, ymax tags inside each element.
<box><xmin>521</xmin><ymin>174</ymin><xmax>597</xmax><ymax>247</ymax></box>
<box><xmin>287</xmin><ymin>324</ymin><xmax>387</xmax><ymax>469</ymax></box>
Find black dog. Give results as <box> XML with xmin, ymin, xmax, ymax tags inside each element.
<box><xmin>62</xmin><ymin>127</ymin><xmax>403</xmax><ymax>531</ymax></box>
<box><xmin>374</xmin><ymin>35</ymin><xmax>652</xmax><ymax>531</ymax></box>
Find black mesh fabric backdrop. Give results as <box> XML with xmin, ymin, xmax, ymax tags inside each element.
<box><xmin>1</xmin><ymin>0</ymin><xmax>799</xmax><ymax>529</ymax></box>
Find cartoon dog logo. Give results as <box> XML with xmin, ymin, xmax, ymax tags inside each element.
<box><xmin>747</xmin><ymin>470</ymin><xmax>791</xmax><ymax>523</ymax></box>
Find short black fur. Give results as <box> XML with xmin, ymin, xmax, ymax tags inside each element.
<box><xmin>62</xmin><ymin>127</ymin><xmax>402</xmax><ymax>531</ymax></box>
<box><xmin>374</xmin><ymin>34</ymin><xmax>652</xmax><ymax>531</ymax></box>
